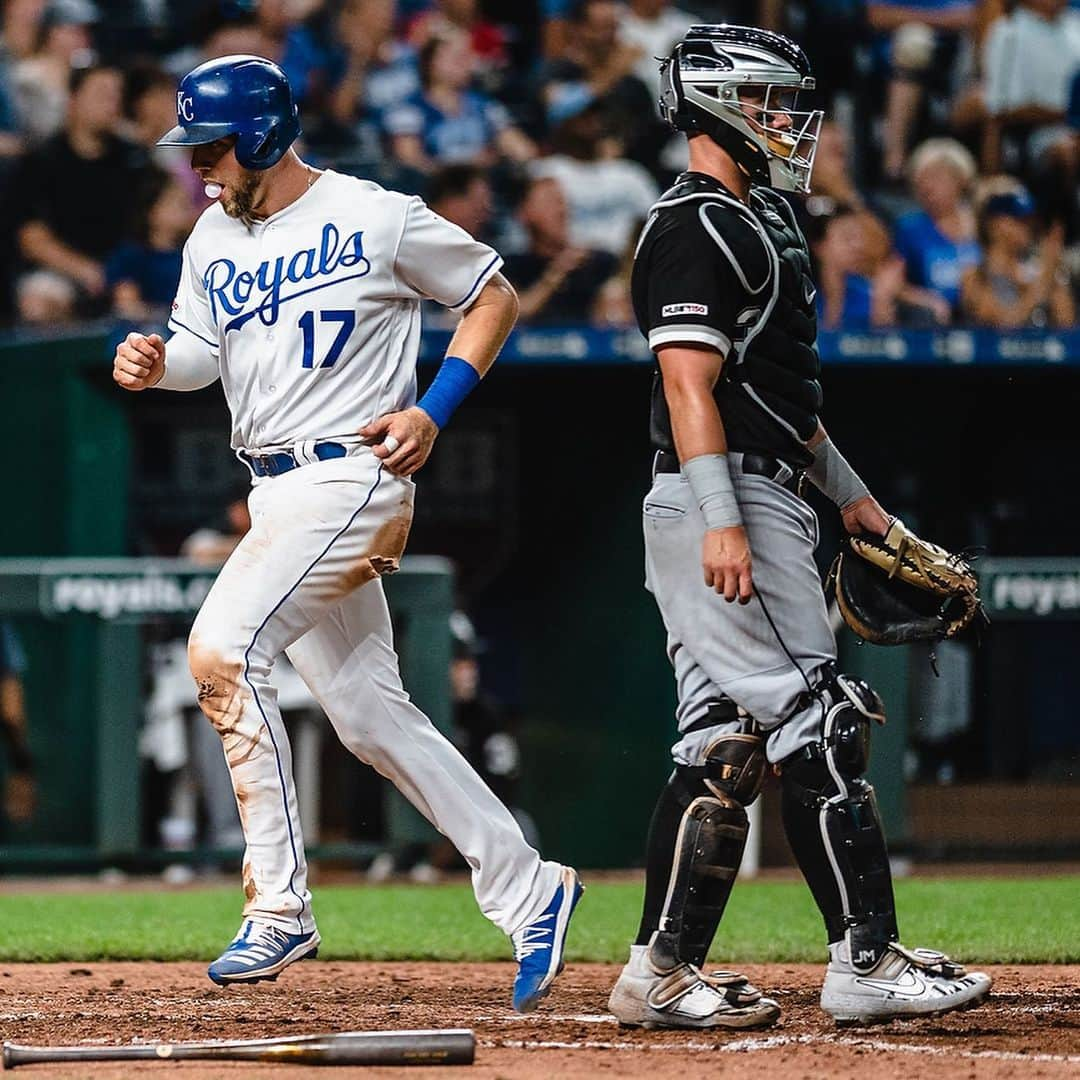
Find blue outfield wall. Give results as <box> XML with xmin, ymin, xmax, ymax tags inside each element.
<box><xmin>418</xmin><ymin>326</ymin><xmax>1080</xmax><ymax>367</ymax></box>
<box><xmin>94</xmin><ymin>317</ymin><xmax>1080</xmax><ymax>369</ymax></box>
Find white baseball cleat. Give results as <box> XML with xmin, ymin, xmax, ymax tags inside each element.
<box><xmin>821</xmin><ymin>941</ymin><xmax>991</xmax><ymax>1026</ymax></box>
<box><xmin>608</xmin><ymin>945</ymin><xmax>781</xmax><ymax>1030</ymax></box>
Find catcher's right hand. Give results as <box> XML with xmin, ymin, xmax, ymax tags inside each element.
<box><xmin>113</xmin><ymin>332</ymin><xmax>165</xmax><ymax>391</ymax></box>
<box><xmin>703</xmin><ymin>525</ymin><xmax>753</xmax><ymax>604</ymax></box>
<box><xmin>841</xmin><ymin>495</ymin><xmax>890</xmax><ymax>538</ymax></box>
<box><xmin>830</xmin><ymin>518</ymin><xmax>985</xmax><ymax>645</ymax></box>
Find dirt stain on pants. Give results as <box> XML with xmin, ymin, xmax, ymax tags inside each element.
<box><xmin>338</xmin><ymin>505</ymin><xmax>413</xmax><ymax>594</ymax></box>
<box><xmin>188</xmin><ymin>641</ymin><xmax>266</xmax><ymax>769</ymax></box>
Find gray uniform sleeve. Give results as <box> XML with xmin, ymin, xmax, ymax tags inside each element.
<box><xmin>393</xmin><ymin>196</ymin><xmax>503</xmax><ymax>310</ymax></box>
<box><xmin>168</xmin><ymin>238</ymin><xmax>220</xmax><ymax>353</ymax></box>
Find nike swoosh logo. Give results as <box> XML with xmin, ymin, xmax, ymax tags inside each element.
<box><xmin>856</xmin><ymin>970</ymin><xmax>927</xmax><ymax>998</ymax></box>
<box><xmin>803</xmin><ymin>282</ymin><xmax>817</xmax><ymax>306</ymax></box>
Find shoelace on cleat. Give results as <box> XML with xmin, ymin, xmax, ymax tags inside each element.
<box><xmin>230</xmin><ymin>922</ymin><xmax>291</xmax><ymax>957</ymax></box>
<box><xmin>511</xmin><ymin>914</ymin><xmax>554</xmax><ymax>961</ymax></box>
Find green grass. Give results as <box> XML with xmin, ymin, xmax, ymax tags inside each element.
<box><xmin>0</xmin><ymin>878</ymin><xmax>1076</xmax><ymax>964</ymax></box>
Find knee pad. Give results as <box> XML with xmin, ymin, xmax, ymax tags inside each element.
<box><xmin>650</xmin><ymin>733</ymin><xmax>765</xmax><ymax>970</ymax></box>
<box><xmin>821</xmin><ymin>672</ymin><xmax>885</xmax><ymax>780</ymax></box>
<box><xmin>780</xmin><ymin>673</ymin><xmax>897</xmax><ymax>973</ymax></box>
<box><xmin>701</xmin><ymin>732</ymin><xmax>768</xmax><ymax>807</ymax></box>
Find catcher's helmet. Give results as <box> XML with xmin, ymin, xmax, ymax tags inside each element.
<box><xmin>659</xmin><ymin>25</ymin><xmax>823</xmax><ymax>193</ymax></box>
<box><xmin>157</xmin><ymin>54</ymin><xmax>300</xmax><ymax>170</ymax></box>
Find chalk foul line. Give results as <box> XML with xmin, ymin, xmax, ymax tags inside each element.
<box><xmin>481</xmin><ymin>1028</ymin><xmax>1080</xmax><ymax>1064</ymax></box>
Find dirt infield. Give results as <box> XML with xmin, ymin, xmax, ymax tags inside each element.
<box><xmin>0</xmin><ymin>962</ymin><xmax>1077</xmax><ymax>1079</ymax></box>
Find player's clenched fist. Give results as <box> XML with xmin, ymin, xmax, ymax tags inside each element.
<box><xmin>702</xmin><ymin>525</ymin><xmax>753</xmax><ymax>604</ymax></box>
<box><xmin>113</xmin><ymin>331</ymin><xmax>165</xmax><ymax>391</ymax></box>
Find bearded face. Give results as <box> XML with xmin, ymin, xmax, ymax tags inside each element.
<box><xmin>191</xmin><ymin>137</ymin><xmax>267</xmax><ymax>224</ymax></box>
<box><xmin>220</xmin><ymin>168</ymin><xmax>262</xmax><ymax>222</ymax></box>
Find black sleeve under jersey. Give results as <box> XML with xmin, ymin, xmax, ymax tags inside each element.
<box><xmin>638</xmin><ymin>202</ymin><xmax>770</xmax><ymax>360</ymax></box>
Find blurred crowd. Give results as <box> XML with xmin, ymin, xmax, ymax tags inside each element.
<box><xmin>1</xmin><ymin>0</ymin><xmax>1079</xmax><ymax>332</ymax></box>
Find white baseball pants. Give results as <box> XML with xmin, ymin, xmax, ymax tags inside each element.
<box><xmin>188</xmin><ymin>449</ymin><xmax>562</xmax><ymax>936</ymax></box>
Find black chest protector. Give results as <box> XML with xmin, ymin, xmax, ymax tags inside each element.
<box><xmin>639</xmin><ymin>174</ymin><xmax>823</xmax><ymax>467</ymax></box>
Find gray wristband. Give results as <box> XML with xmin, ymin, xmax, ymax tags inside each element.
<box><xmin>807</xmin><ymin>436</ymin><xmax>869</xmax><ymax>509</ymax></box>
<box><xmin>683</xmin><ymin>453</ymin><xmax>742</xmax><ymax>530</ymax></box>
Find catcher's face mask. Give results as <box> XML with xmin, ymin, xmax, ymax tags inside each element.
<box><xmin>659</xmin><ymin>26</ymin><xmax>824</xmax><ymax>194</ymax></box>
<box><xmin>735</xmin><ymin>84</ymin><xmax>822</xmax><ymax>192</ymax></box>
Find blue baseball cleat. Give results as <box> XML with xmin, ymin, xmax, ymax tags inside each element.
<box><xmin>511</xmin><ymin>867</ymin><xmax>584</xmax><ymax>1013</ymax></box>
<box><xmin>207</xmin><ymin>920</ymin><xmax>320</xmax><ymax>985</ymax></box>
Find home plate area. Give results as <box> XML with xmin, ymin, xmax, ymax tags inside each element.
<box><xmin>0</xmin><ymin>962</ymin><xmax>1076</xmax><ymax>1078</ymax></box>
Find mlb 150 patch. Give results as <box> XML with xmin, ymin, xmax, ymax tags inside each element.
<box><xmin>661</xmin><ymin>303</ymin><xmax>709</xmax><ymax>317</ymax></box>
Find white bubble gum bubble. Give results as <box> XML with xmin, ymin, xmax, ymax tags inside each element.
<box><xmin>205</xmin><ymin>183</ymin><xmax>222</xmax><ymax>199</ymax></box>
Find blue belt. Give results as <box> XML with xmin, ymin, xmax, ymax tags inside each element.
<box><xmin>241</xmin><ymin>441</ymin><xmax>347</xmax><ymax>478</ymax></box>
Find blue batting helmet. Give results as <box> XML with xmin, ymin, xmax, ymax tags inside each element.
<box><xmin>157</xmin><ymin>54</ymin><xmax>300</xmax><ymax>170</ymax></box>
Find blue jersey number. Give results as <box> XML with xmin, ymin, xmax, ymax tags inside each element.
<box><xmin>299</xmin><ymin>309</ymin><xmax>356</xmax><ymax>369</ymax></box>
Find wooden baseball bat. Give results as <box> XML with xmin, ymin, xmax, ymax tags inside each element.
<box><xmin>2</xmin><ymin>1028</ymin><xmax>475</xmax><ymax>1069</ymax></box>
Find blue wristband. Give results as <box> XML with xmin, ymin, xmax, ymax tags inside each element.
<box><xmin>417</xmin><ymin>355</ymin><xmax>480</xmax><ymax>430</ymax></box>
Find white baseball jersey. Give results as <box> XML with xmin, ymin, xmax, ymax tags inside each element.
<box><xmin>168</xmin><ymin>169</ymin><xmax>502</xmax><ymax>451</ymax></box>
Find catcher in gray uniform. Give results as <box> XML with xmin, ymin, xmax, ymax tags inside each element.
<box><xmin>608</xmin><ymin>25</ymin><xmax>992</xmax><ymax>1029</ymax></box>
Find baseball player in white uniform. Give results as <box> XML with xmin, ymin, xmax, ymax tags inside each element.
<box><xmin>111</xmin><ymin>55</ymin><xmax>582</xmax><ymax>1011</ymax></box>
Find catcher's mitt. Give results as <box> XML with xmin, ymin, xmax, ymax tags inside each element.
<box><xmin>829</xmin><ymin>518</ymin><xmax>984</xmax><ymax>646</ymax></box>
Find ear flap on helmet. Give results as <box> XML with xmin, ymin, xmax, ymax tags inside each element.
<box><xmin>233</xmin><ymin>109</ymin><xmax>301</xmax><ymax>170</ymax></box>
<box><xmin>235</xmin><ymin>124</ymin><xmax>276</xmax><ymax>169</ymax></box>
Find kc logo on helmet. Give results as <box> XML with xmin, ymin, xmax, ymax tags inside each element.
<box><xmin>177</xmin><ymin>93</ymin><xmax>195</xmax><ymax>122</ymax></box>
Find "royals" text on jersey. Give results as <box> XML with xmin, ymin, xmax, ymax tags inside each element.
<box><xmin>205</xmin><ymin>222</ymin><xmax>373</xmax><ymax>332</ymax></box>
